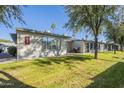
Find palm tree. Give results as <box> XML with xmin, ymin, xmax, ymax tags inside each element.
<box><xmin>0</xmin><ymin>6</ymin><xmax>25</xmax><ymax>28</ymax></box>
<box><xmin>64</xmin><ymin>5</ymin><xmax>117</xmax><ymax>59</ymax></box>
<box><xmin>51</xmin><ymin>23</ymin><xmax>56</xmax><ymax>32</ymax></box>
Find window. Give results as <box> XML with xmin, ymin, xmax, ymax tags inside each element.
<box><xmin>42</xmin><ymin>37</ymin><xmax>48</xmax><ymax>51</ymax></box>
<box><xmin>48</xmin><ymin>38</ymin><xmax>53</xmax><ymax>50</ymax></box>
<box><xmin>98</xmin><ymin>44</ymin><xmax>100</xmax><ymax>50</ymax></box>
<box><xmin>51</xmin><ymin>39</ymin><xmax>58</xmax><ymax>50</ymax></box>
<box><xmin>58</xmin><ymin>39</ymin><xmax>61</xmax><ymax>50</ymax></box>
<box><xmin>104</xmin><ymin>44</ymin><xmax>107</xmax><ymax>49</ymax></box>
<box><xmin>90</xmin><ymin>43</ymin><xmax>93</xmax><ymax>50</ymax></box>
<box><xmin>60</xmin><ymin>39</ymin><xmax>66</xmax><ymax>50</ymax></box>
<box><xmin>48</xmin><ymin>38</ymin><xmax>61</xmax><ymax>50</ymax></box>
<box><xmin>25</xmin><ymin>36</ymin><xmax>30</xmax><ymax>45</ymax></box>
<box><xmin>41</xmin><ymin>36</ymin><xmax>61</xmax><ymax>51</ymax></box>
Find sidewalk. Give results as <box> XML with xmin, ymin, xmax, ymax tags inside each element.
<box><xmin>0</xmin><ymin>57</ymin><xmax>17</xmax><ymax>64</ymax></box>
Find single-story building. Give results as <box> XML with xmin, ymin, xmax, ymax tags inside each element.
<box><xmin>67</xmin><ymin>39</ymin><xmax>120</xmax><ymax>53</ymax></box>
<box><xmin>10</xmin><ymin>28</ymin><xmax>121</xmax><ymax>59</ymax></box>
<box><xmin>11</xmin><ymin>28</ymin><xmax>71</xmax><ymax>59</ymax></box>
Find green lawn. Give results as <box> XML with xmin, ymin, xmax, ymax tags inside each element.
<box><xmin>0</xmin><ymin>39</ymin><xmax>11</xmax><ymax>43</ymax></box>
<box><xmin>0</xmin><ymin>52</ymin><xmax>124</xmax><ymax>88</ymax></box>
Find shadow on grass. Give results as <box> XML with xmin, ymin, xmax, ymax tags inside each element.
<box><xmin>86</xmin><ymin>62</ymin><xmax>124</xmax><ymax>88</ymax></box>
<box><xmin>112</xmin><ymin>56</ymin><xmax>120</xmax><ymax>59</ymax></box>
<box><xmin>99</xmin><ymin>58</ymin><xmax>118</xmax><ymax>62</ymax></box>
<box><xmin>2</xmin><ymin>65</ymin><xmax>29</xmax><ymax>70</ymax></box>
<box><xmin>33</xmin><ymin>55</ymin><xmax>93</xmax><ymax>66</ymax></box>
<box><xmin>0</xmin><ymin>70</ymin><xmax>34</xmax><ymax>88</ymax></box>
<box><xmin>32</xmin><ymin>55</ymin><xmax>93</xmax><ymax>70</ymax></box>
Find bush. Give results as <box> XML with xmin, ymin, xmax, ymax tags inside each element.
<box><xmin>0</xmin><ymin>49</ymin><xmax>3</xmax><ymax>53</ymax></box>
<box><xmin>8</xmin><ymin>46</ymin><xmax>17</xmax><ymax>56</ymax></box>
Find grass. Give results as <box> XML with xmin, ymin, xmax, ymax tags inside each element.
<box><xmin>0</xmin><ymin>39</ymin><xmax>11</xmax><ymax>43</ymax></box>
<box><xmin>0</xmin><ymin>52</ymin><xmax>124</xmax><ymax>88</ymax></box>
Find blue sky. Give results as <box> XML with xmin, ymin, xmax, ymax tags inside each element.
<box><xmin>0</xmin><ymin>5</ymin><xmax>105</xmax><ymax>41</ymax></box>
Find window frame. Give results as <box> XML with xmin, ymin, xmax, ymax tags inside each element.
<box><xmin>24</xmin><ymin>36</ymin><xmax>30</xmax><ymax>45</ymax></box>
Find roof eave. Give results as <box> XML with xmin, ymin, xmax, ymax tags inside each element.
<box><xmin>16</xmin><ymin>28</ymin><xmax>71</xmax><ymax>39</ymax></box>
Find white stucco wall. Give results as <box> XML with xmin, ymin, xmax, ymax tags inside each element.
<box><xmin>17</xmin><ymin>30</ymin><xmax>68</xmax><ymax>59</ymax></box>
<box><xmin>69</xmin><ymin>40</ymin><xmax>116</xmax><ymax>53</ymax></box>
<box><xmin>99</xmin><ymin>43</ymin><xmax>104</xmax><ymax>52</ymax></box>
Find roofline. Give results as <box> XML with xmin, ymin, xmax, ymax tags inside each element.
<box><xmin>16</xmin><ymin>28</ymin><xmax>71</xmax><ymax>39</ymax></box>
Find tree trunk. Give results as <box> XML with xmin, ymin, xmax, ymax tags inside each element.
<box><xmin>113</xmin><ymin>44</ymin><xmax>116</xmax><ymax>54</ymax></box>
<box><xmin>94</xmin><ymin>36</ymin><xmax>98</xmax><ymax>59</ymax></box>
<box><xmin>113</xmin><ymin>38</ymin><xmax>116</xmax><ymax>54</ymax></box>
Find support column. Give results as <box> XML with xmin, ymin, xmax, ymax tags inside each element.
<box><xmin>89</xmin><ymin>43</ymin><xmax>90</xmax><ymax>52</ymax></box>
<box><xmin>111</xmin><ymin>44</ymin><xmax>113</xmax><ymax>51</ymax></box>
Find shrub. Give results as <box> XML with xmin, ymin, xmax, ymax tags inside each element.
<box><xmin>0</xmin><ymin>49</ymin><xmax>3</xmax><ymax>53</ymax></box>
<box><xmin>8</xmin><ymin>46</ymin><xmax>17</xmax><ymax>56</ymax></box>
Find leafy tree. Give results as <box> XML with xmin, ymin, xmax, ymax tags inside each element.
<box><xmin>51</xmin><ymin>23</ymin><xmax>56</xmax><ymax>32</ymax></box>
<box><xmin>105</xmin><ymin>23</ymin><xmax>120</xmax><ymax>54</ymax></box>
<box><xmin>0</xmin><ymin>49</ymin><xmax>3</xmax><ymax>53</ymax></box>
<box><xmin>64</xmin><ymin>5</ymin><xmax>116</xmax><ymax>59</ymax></box>
<box><xmin>0</xmin><ymin>5</ymin><xmax>25</xmax><ymax>28</ymax></box>
<box><xmin>8</xmin><ymin>46</ymin><xmax>17</xmax><ymax>56</ymax></box>
<box><xmin>71</xmin><ymin>25</ymin><xmax>81</xmax><ymax>39</ymax></box>
<box><xmin>118</xmin><ymin>24</ymin><xmax>124</xmax><ymax>51</ymax></box>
